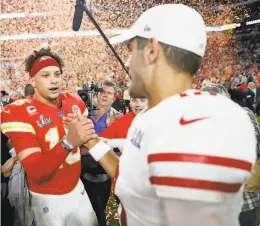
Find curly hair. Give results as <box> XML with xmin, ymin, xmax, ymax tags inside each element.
<box><xmin>25</xmin><ymin>47</ymin><xmax>64</xmax><ymax>73</ymax></box>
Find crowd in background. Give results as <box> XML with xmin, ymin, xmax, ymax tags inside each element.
<box><xmin>1</xmin><ymin>0</ymin><xmax>259</xmax><ymax>98</ymax></box>
<box><xmin>1</xmin><ymin>1</ymin><xmax>260</xmax><ymax>226</ymax></box>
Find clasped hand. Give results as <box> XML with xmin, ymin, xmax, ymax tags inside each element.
<box><xmin>62</xmin><ymin>113</ymin><xmax>99</xmax><ymax>153</ymax></box>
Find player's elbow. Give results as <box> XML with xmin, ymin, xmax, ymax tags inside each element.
<box><xmin>21</xmin><ymin>152</ymin><xmax>55</xmax><ymax>184</ymax></box>
<box><xmin>18</xmin><ymin>147</ymin><xmax>41</xmax><ymax>162</ymax></box>
<box><xmin>26</xmin><ymin>170</ymin><xmax>55</xmax><ymax>184</ymax></box>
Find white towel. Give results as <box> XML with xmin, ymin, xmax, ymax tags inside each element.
<box><xmin>8</xmin><ymin>148</ymin><xmax>34</xmax><ymax>226</ymax></box>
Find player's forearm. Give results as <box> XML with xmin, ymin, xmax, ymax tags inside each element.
<box><xmin>83</xmin><ymin>139</ymin><xmax>119</xmax><ymax>178</ymax></box>
<box><xmin>21</xmin><ymin>143</ymin><xmax>69</xmax><ymax>184</ymax></box>
<box><xmin>98</xmin><ymin>151</ymin><xmax>119</xmax><ymax>178</ymax></box>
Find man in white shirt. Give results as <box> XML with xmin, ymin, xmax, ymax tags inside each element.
<box><xmin>66</xmin><ymin>4</ymin><xmax>256</xmax><ymax>226</ymax></box>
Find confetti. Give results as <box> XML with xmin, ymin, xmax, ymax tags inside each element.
<box><xmin>0</xmin><ymin>0</ymin><xmax>258</xmax><ymax>98</ymax></box>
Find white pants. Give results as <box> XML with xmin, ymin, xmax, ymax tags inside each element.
<box><xmin>30</xmin><ymin>180</ymin><xmax>98</xmax><ymax>226</ymax></box>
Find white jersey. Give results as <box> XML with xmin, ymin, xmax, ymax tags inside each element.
<box><xmin>114</xmin><ymin>90</ymin><xmax>256</xmax><ymax>226</ymax></box>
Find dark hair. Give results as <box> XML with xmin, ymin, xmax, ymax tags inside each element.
<box><xmin>136</xmin><ymin>37</ymin><xmax>202</xmax><ymax>76</ymax></box>
<box><xmin>24</xmin><ymin>84</ymin><xmax>35</xmax><ymax>97</ymax></box>
<box><xmin>1</xmin><ymin>90</ymin><xmax>8</xmax><ymax>96</ymax></box>
<box><xmin>25</xmin><ymin>47</ymin><xmax>64</xmax><ymax>73</ymax></box>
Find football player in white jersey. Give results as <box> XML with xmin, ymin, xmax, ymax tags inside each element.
<box><xmin>66</xmin><ymin>4</ymin><xmax>256</xmax><ymax>226</ymax></box>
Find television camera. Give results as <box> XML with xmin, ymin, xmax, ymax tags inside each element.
<box><xmin>77</xmin><ymin>83</ymin><xmax>101</xmax><ymax>116</ymax></box>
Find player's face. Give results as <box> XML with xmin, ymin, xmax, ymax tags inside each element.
<box><xmin>97</xmin><ymin>85</ymin><xmax>115</xmax><ymax>107</ymax></box>
<box><xmin>127</xmin><ymin>39</ymin><xmax>148</xmax><ymax>98</ymax></box>
<box><xmin>34</xmin><ymin>66</ymin><xmax>62</xmax><ymax>102</ymax></box>
<box><xmin>130</xmin><ymin>98</ymin><xmax>148</xmax><ymax>115</ymax></box>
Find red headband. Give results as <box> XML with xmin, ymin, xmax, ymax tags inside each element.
<box><xmin>29</xmin><ymin>56</ymin><xmax>60</xmax><ymax>77</ymax></box>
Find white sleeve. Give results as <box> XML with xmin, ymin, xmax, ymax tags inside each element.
<box><xmin>145</xmin><ymin>108</ymin><xmax>256</xmax><ymax>204</ymax></box>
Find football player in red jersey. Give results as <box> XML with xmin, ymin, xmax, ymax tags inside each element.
<box><xmin>1</xmin><ymin>48</ymin><xmax>98</xmax><ymax>226</ymax></box>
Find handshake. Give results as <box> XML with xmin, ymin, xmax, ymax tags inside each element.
<box><xmin>62</xmin><ymin>113</ymin><xmax>99</xmax><ymax>154</ymax></box>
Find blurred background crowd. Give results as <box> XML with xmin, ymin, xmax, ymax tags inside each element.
<box><xmin>1</xmin><ymin>0</ymin><xmax>260</xmax><ymax>100</ymax></box>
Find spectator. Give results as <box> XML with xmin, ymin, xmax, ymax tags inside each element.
<box><xmin>1</xmin><ymin>91</ymin><xmax>11</xmax><ymax>106</ymax></box>
<box><xmin>91</xmin><ymin>80</ymin><xmax>122</xmax><ymax>133</ymax></box>
<box><xmin>81</xmin><ymin>80</ymin><xmax>121</xmax><ymax>226</ymax></box>
<box><xmin>24</xmin><ymin>84</ymin><xmax>35</xmax><ymax>98</ymax></box>
<box><xmin>242</xmin><ymin>84</ymin><xmax>255</xmax><ymax>112</ymax></box>
<box><xmin>1</xmin><ymin>156</ymin><xmax>18</xmax><ymax>178</ymax></box>
<box><xmin>7</xmin><ymin>141</ymin><xmax>35</xmax><ymax>226</ymax></box>
<box><xmin>100</xmin><ymin>97</ymin><xmax>148</xmax><ymax>140</ymax></box>
<box><xmin>112</xmin><ymin>92</ymin><xmax>123</xmax><ymax>112</ymax></box>
<box><xmin>248</xmin><ymin>82</ymin><xmax>257</xmax><ymax>104</ymax></box>
<box><xmin>229</xmin><ymin>81</ymin><xmax>248</xmax><ymax>108</ymax></box>
<box><xmin>232</xmin><ymin>74</ymin><xmax>240</xmax><ymax>84</ymax></box>
<box><xmin>201</xmin><ymin>83</ymin><xmax>260</xmax><ymax>226</ymax></box>
<box><xmin>1</xmin><ymin>131</ymin><xmax>16</xmax><ymax>226</ymax></box>
<box><xmin>241</xmin><ymin>74</ymin><xmax>248</xmax><ymax>84</ymax></box>
<box><xmin>240</xmin><ymin>107</ymin><xmax>260</xmax><ymax>226</ymax></box>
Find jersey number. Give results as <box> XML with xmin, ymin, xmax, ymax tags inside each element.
<box><xmin>45</xmin><ymin>127</ymin><xmax>80</xmax><ymax>168</ymax></box>
<box><xmin>12</xmin><ymin>99</ymin><xmax>31</xmax><ymax>106</ymax></box>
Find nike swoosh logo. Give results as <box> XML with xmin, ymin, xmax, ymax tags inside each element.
<box><xmin>180</xmin><ymin>116</ymin><xmax>210</xmax><ymax>125</ymax></box>
<box><xmin>4</xmin><ymin>109</ymin><xmax>10</xmax><ymax>113</ymax></box>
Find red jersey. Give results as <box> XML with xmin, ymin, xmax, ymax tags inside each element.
<box><xmin>99</xmin><ymin>112</ymin><xmax>135</xmax><ymax>139</ymax></box>
<box><xmin>1</xmin><ymin>93</ymin><xmax>87</xmax><ymax>194</ymax></box>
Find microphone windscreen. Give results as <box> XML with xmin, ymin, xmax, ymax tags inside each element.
<box><xmin>72</xmin><ymin>0</ymin><xmax>85</xmax><ymax>31</ymax></box>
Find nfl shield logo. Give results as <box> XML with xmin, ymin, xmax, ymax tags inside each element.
<box><xmin>43</xmin><ymin>207</ymin><xmax>49</xmax><ymax>213</ymax></box>
<box><xmin>130</xmin><ymin>128</ymin><xmax>144</xmax><ymax>149</ymax></box>
<box><xmin>72</xmin><ymin>105</ymin><xmax>81</xmax><ymax>115</ymax></box>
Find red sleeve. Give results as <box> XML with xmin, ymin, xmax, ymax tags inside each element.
<box><xmin>74</xmin><ymin>93</ymin><xmax>87</xmax><ymax>115</ymax></box>
<box><xmin>61</xmin><ymin>93</ymin><xmax>87</xmax><ymax>116</ymax></box>
<box><xmin>21</xmin><ymin>142</ymin><xmax>68</xmax><ymax>183</ymax></box>
<box><xmin>1</xmin><ymin>104</ymin><xmax>39</xmax><ymax>153</ymax></box>
<box><xmin>1</xmin><ymin>104</ymin><xmax>69</xmax><ymax>184</ymax></box>
<box><xmin>99</xmin><ymin>118</ymin><xmax>121</xmax><ymax>139</ymax></box>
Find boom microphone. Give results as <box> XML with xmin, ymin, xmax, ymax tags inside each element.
<box><xmin>72</xmin><ymin>0</ymin><xmax>85</xmax><ymax>31</ymax></box>
<box><xmin>72</xmin><ymin>0</ymin><xmax>130</xmax><ymax>76</ymax></box>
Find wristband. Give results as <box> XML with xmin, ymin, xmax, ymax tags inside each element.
<box><xmin>89</xmin><ymin>140</ymin><xmax>111</xmax><ymax>161</ymax></box>
<box><xmin>60</xmin><ymin>135</ymin><xmax>74</xmax><ymax>152</ymax></box>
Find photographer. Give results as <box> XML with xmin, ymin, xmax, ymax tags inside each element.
<box><xmin>81</xmin><ymin>80</ymin><xmax>121</xmax><ymax>226</ymax></box>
